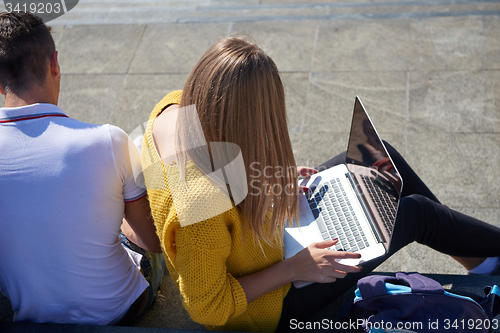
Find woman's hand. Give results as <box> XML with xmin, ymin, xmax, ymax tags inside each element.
<box><xmin>287</xmin><ymin>239</ymin><xmax>363</xmax><ymax>283</ymax></box>
<box><xmin>297</xmin><ymin>166</ymin><xmax>318</xmax><ymax>178</ymax></box>
<box><xmin>237</xmin><ymin>239</ymin><xmax>362</xmax><ymax>303</ymax></box>
<box><xmin>297</xmin><ymin>166</ymin><xmax>318</xmax><ymax>193</ymax></box>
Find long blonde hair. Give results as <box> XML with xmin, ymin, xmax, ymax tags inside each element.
<box><xmin>177</xmin><ymin>37</ymin><xmax>299</xmax><ymax>241</ymax></box>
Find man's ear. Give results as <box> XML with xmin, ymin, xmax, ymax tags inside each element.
<box><xmin>49</xmin><ymin>51</ymin><xmax>60</xmax><ymax>78</ymax></box>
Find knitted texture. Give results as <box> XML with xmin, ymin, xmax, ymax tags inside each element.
<box><xmin>142</xmin><ymin>91</ymin><xmax>291</xmax><ymax>332</ymax></box>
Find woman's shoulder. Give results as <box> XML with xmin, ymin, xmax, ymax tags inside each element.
<box><xmin>142</xmin><ymin>90</ymin><xmax>183</xmax><ymax>174</ymax></box>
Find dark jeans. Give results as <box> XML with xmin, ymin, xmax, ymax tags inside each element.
<box><xmin>277</xmin><ymin>142</ymin><xmax>500</xmax><ymax>331</ymax></box>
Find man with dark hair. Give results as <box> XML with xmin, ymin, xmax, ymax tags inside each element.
<box><xmin>0</xmin><ymin>12</ymin><xmax>56</xmax><ymax>93</ymax></box>
<box><xmin>0</xmin><ymin>12</ymin><xmax>162</xmax><ymax>325</ymax></box>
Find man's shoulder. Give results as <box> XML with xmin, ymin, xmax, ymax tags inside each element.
<box><xmin>59</xmin><ymin>118</ymin><xmax>127</xmax><ymax>142</ymax></box>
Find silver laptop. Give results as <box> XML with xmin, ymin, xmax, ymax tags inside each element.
<box><xmin>284</xmin><ymin>97</ymin><xmax>403</xmax><ymax>288</ymax></box>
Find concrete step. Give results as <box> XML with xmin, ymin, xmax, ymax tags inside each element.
<box><xmin>1</xmin><ymin>0</ymin><xmax>499</xmax><ymax>25</ymax></box>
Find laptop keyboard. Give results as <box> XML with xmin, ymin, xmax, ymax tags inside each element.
<box><xmin>306</xmin><ymin>177</ymin><xmax>369</xmax><ymax>253</ymax></box>
<box><xmin>360</xmin><ymin>175</ymin><xmax>398</xmax><ymax>235</ymax></box>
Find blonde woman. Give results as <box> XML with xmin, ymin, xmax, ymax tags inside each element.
<box><xmin>141</xmin><ymin>37</ymin><xmax>500</xmax><ymax>332</ymax></box>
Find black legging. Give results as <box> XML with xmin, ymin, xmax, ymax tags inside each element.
<box><xmin>277</xmin><ymin>142</ymin><xmax>500</xmax><ymax>330</ymax></box>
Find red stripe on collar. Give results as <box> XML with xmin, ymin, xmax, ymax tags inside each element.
<box><xmin>0</xmin><ymin>113</ymin><xmax>69</xmax><ymax>123</ymax></box>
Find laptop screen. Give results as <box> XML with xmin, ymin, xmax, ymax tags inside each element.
<box><xmin>346</xmin><ymin>98</ymin><xmax>392</xmax><ymax>169</ymax></box>
<box><xmin>344</xmin><ymin>97</ymin><xmax>403</xmax><ymax>243</ymax></box>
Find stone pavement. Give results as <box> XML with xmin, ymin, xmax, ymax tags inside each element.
<box><xmin>0</xmin><ymin>0</ymin><xmax>499</xmax><ymax>331</ymax></box>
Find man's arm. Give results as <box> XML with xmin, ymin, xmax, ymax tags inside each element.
<box><xmin>122</xmin><ymin>196</ymin><xmax>161</xmax><ymax>253</ymax></box>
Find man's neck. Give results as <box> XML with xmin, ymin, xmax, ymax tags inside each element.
<box><xmin>2</xmin><ymin>85</ymin><xmax>57</xmax><ymax>108</ymax></box>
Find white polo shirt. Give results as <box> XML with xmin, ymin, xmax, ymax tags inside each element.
<box><xmin>0</xmin><ymin>103</ymin><xmax>149</xmax><ymax>325</ymax></box>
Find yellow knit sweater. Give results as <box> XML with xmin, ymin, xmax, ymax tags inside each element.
<box><xmin>141</xmin><ymin>91</ymin><xmax>290</xmax><ymax>332</ymax></box>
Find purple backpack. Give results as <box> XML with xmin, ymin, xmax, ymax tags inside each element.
<box><xmin>351</xmin><ymin>272</ymin><xmax>500</xmax><ymax>333</ymax></box>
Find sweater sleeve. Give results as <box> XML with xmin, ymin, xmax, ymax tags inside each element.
<box><xmin>174</xmin><ymin>213</ymin><xmax>248</xmax><ymax>326</ymax></box>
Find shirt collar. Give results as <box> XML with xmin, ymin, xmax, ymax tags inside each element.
<box><xmin>0</xmin><ymin>103</ymin><xmax>68</xmax><ymax>123</ymax></box>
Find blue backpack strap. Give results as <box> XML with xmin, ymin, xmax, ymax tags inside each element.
<box><xmin>480</xmin><ymin>285</ymin><xmax>500</xmax><ymax>319</ymax></box>
<box><xmin>486</xmin><ymin>285</ymin><xmax>500</xmax><ymax>298</ymax></box>
<box><xmin>395</xmin><ymin>272</ymin><xmax>445</xmax><ymax>295</ymax></box>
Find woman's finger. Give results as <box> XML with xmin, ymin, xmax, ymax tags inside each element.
<box><xmin>297</xmin><ymin>166</ymin><xmax>318</xmax><ymax>177</ymax></box>
<box><xmin>331</xmin><ymin>262</ymin><xmax>363</xmax><ymax>274</ymax></box>
<box><xmin>312</xmin><ymin>239</ymin><xmax>339</xmax><ymax>249</ymax></box>
<box><xmin>326</xmin><ymin>250</ymin><xmax>361</xmax><ymax>260</ymax></box>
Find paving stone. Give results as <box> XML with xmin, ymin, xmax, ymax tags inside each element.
<box><xmin>302</xmin><ymin>71</ymin><xmax>408</xmax><ymax>135</ymax></box>
<box><xmin>296</xmin><ymin>132</ymin><xmax>348</xmax><ymax>169</ymax></box>
<box><xmin>409</xmin><ymin>15</ymin><xmax>500</xmax><ymax>71</ymax></box>
<box><xmin>109</xmin><ymin>74</ymin><xmax>188</xmax><ymax>134</ymax></box>
<box><xmin>281</xmin><ymin>72</ymin><xmax>310</xmax><ymax>134</ymax></box>
<box><xmin>231</xmin><ymin>21</ymin><xmax>317</xmax><ymax>72</ymax></box>
<box><xmin>262</xmin><ymin>0</ymin><xmax>415</xmax><ymax>4</ymax></box>
<box><xmin>290</xmin><ymin>132</ymin><xmax>301</xmax><ymax>158</ymax></box>
<box><xmin>56</xmin><ymin>25</ymin><xmax>146</xmax><ymax>74</ymax></box>
<box><xmin>58</xmin><ymin>74</ymin><xmax>126</xmax><ymax>125</ymax></box>
<box><xmin>128</xmin><ymin>23</ymin><xmax>230</xmax><ymax>74</ymax></box>
<box><xmin>50</xmin><ymin>25</ymin><xmax>66</xmax><ymax>45</ymax></box>
<box><xmin>373</xmin><ymin>250</ymin><xmax>402</xmax><ymax>273</ymax></box>
<box><xmin>400</xmin><ymin>243</ymin><xmax>467</xmax><ymax>275</ymax></box>
<box><xmin>134</xmin><ymin>273</ymin><xmax>204</xmax><ymax>330</ymax></box>
<box><xmin>456</xmin><ymin>208</ymin><xmax>500</xmax><ymax>228</ymax></box>
<box><xmin>409</xmin><ymin>70</ymin><xmax>500</xmax><ymax>134</ymax></box>
<box><xmin>405</xmin><ymin>132</ymin><xmax>500</xmax><ymax>209</ymax></box>
<box><xmin>313</xmin><ymin>19</ymin><xmax>410</xmax><ymax>72</ymax></box>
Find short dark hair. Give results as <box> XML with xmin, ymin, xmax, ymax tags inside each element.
<box><xmin>0</xmin><ymin>12</ymin><xmax>55</xmax><ymax>94</ymax></box>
